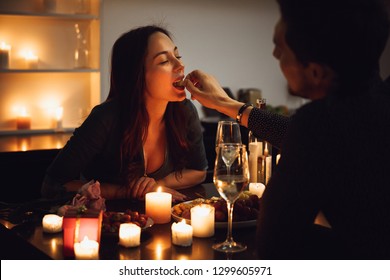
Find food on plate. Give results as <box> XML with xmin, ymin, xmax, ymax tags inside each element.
<box><xmin>102</xmin><ymin>210</ymin><xmax>149</xmax><ymax>233</ymax></box>
<box><xmin>172</xmin><ymin>191</ymin><xmax>260</xmax><ymax>222</ymax></box>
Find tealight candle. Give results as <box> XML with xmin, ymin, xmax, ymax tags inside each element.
<box><xmin>0</xmin><ymin>42</ymin><xmax>11</xmax><ymax>69</ymax></box>
<box><xmin>23</xmin><ymin>50</ymin><xmax>38</xmax><ymax>69</ymax></box>
<box><xmin>119</xmin><ymin>223</ymin><xmax>141</xmax><ymax>248</ymax></box>
<box><xmin>74</xmin><ymin>236</ymin><xmax>99</xmax><ymax>260</ymax></box>
<box><xmin>145</xmin><ymin>187</ymin><xmax>172</xmax><ymax>224</ymax></box>
<box><xmin>191</xmin><ymin>204</ymin><xmax>214</xmax><ymax>238</ymax></box>
<box><xmin>16</xmin><ymin>108</ymin><xmax>31</xmax><ymax>130</ymax></box>
<box><xmin>249</xmin><ymin>182</ymin><xmax>266</xmax><ymax>198</ymax></box>
<box><xmin>42</xmin><ymin>214</ymin><xmax>63</xmax><ymax>233</ymax></box>
<box><xmin>171</xmin><ymin>219</ymin><xmax>193</xmax><ymax>247</ymax></box>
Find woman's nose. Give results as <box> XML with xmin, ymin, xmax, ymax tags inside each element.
<box><xmin>174</xmin><ymin>58</ymin><xmax>184</xmax><ymax>71</ymax></box>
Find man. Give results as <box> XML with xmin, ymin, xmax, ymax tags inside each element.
<box><xmin>185</xmin><ymin>0</ymin><xmax>390</xmax><ymax>259</ymax></box>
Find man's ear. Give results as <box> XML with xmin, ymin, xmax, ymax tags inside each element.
<box><xmin>307</xmin><ymin>63</ymin><xmax>334</xmax><ymax>86</ymax></box>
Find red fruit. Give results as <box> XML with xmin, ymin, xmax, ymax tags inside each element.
<box><xmin>215</xmin><ymin>210</ymin><xmax>227</xmax><ymax>222</ymax></box>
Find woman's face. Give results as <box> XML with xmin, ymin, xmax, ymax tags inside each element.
<box><xmin>144</xmin><ymin>32</ymin><xmax>186</xmax><ymax>102</ymax></box>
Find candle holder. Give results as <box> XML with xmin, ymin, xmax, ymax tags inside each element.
<box><xmin>62</xmin><ymin>208</ymin><xmax>102</xmax><ymax>258</ymax></box>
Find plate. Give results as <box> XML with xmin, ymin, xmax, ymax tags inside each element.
<box><xmin>171</xmin><ymin>200</ymin><xmax>257</xmax><ymax>229</ymax></box>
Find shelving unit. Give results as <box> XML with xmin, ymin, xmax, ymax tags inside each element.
<box><xmin>0</xmin><ymin>0</ymin><xmax>101</xmax><ymax>135</ymax></box>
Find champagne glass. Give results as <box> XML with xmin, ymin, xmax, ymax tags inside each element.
<box><xmin>213</xmin><ymin>143</ymin><xmax>249</xmax><ymax>253</ymax></box>
<box><xmin>215</xmin><ymin>121</ymin><xmax>242</xmax><ymax>148</ymax></box>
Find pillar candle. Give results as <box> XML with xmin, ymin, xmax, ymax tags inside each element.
<box><xmin>171</xmin><ymin>219</ymin><xmax>193</xmax><ymax>247</ymax></box>
<box><xmin>191</xmin><ymin>204</ymin><xmax>214</xmax><ymax>238</ymax></box>
<box><xmin>249</xmin><ymin>182</ymin><xmax>266</xmax><ymax>198</ymax></box>
<box><xmin>0</xmin><ymin>42</ymin><xmax>11</xmax><ymax>69</ymax></box>
<box><xmin>42</xmin><ymin>214</ymin><xmax>63</xmax><ymax>233</ymax></box>
<box><xmin>74</xmin><ymin>236</ymin><xmax>99</xmax><ymax>260</ymax></box>
<box><xmin>119</xmin><ymin>223</ymin><xmax>141</xmax><ymax>248</ymax></box>
<box><xmin>145</xmin><ymin>187</ymin><xmax>172</xmax><ymax>224</ymax></box>
<box><xmin>248</xmin><ymin>142</ymin><xmax>260</xmax><ymax>183</ymax></box>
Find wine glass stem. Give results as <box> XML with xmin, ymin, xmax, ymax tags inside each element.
<box><xmin>226</xmin><ymin>201</ymin><xmax>234</xmax><ymax>243</ymax></box>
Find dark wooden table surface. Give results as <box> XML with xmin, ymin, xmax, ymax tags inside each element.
<box><xmin>0</xmin><ymin>183</ymin><xmax>259</xmax><ymax>260</ymax></box>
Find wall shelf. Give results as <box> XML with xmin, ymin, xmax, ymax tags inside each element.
<box><xmin>0</xmin><ymin>0</ymin><xmax>101</xmax><ymax>135</ymax></box>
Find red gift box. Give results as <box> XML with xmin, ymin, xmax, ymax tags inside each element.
<box><xmin>62</xmin><ymin>209</ymin><xmax>103</xmax><ymax>258</ymax></box>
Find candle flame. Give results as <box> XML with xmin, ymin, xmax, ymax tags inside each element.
<box><xmin>55</xmin><ymin>106</ymin><xmax>63</xmax><ymax>120</ymax></box>
<box><xmin>20</xmin><ymin>107</ymin><xmax>28</xmax><ymax>117</ymax></box>
<box><xmin>0</xmin><ymin>42</ymin><xmax>11</xmax><ymax>50</ymax></box>
<box><xmin>21</xmin><ymin>50</ymin><xmax>38</xmax><ymax>60</ymax></box>
<box><xmin>157</xmin><ymin>186</ymin><xmax>162</xmax><ymax>193</ymax></box>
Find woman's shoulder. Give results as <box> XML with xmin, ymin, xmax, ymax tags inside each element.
<box><xmin>83</xmin><ymin>99</ymin><xmax>121</xmax><ymax>129</ymax></box>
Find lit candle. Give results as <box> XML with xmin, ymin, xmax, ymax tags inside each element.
<box><xmin>263</xmin><ymin>143</ymin><xmax>272</xmax><ymax>184</ymax></box>
<box><xmin>0</xmin><ymin>42</ymin><xmax>11</xmax><ymax>69</ymax></box>
<box><xmin>23</xmin><ymin>50</ymin><xmax>38</xmax><ymax>69</ymax></box>
<box><xmin>16</xmin><ymin>107</ymin><xmax>31</xmax><ymax>130</ymax></box>
<box><xmin>62</xmin><ymin>209</ymin><xmax>102</xmax><ymax>258</ymax></box>
<box><xmin>249</xmin><ymin>182</ymin><xmax>266</xmax><ymax>198</ymax></box>
<box><xmin>171</xmin><ymin>219</ymin><xmax>193</xmax><ymax>247</ymax></box>
<box><xmin>248</xmin><ymin>141</ymin><xmax>261</xmax><ymax>183</ymax></box>
<box><xmin>54</xmin><ymin>106</ymin><xmax>63</xmax><ymax>130</ymax></box>
<box><xmin>119</xmin><ymin>223</ymin><xmax>141</xmax><ymax>248</ymax></box>
<box><xmin>74</xmin><ymin>236</ymin><xmax>99</xmax><ymax>260</ymax></box>
<box><xmin>42</xmin><ymin>214</ymin><xmax>63</xmax><ymax>233</ymax></box>
<box><xmin>276</xmin><ymin>153</ymin><xmax>281</xmax><ymax>165</ymax></box>
<box><xmin>190</xmin><ymin>204</ymin><xmax>214</xmax><ymax>238</ymax></box>
<box><xmin>145</xmin><ymin>187</ymin><xmax>172</xmax><ymax>224</ymax></box>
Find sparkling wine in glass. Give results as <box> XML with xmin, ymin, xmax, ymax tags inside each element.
<box><xmin>213</xmin><ymin>143</ymin><xmax>249</xmax><ymax>253</ymax></box>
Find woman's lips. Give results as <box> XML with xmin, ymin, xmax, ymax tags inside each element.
<box><xmin>173</xmin><ymin>80</ymin><xmax>185</xmax><ymax>90</ymax></box>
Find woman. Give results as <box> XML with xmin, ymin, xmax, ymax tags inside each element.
<box><xmin>41</xmin><ymin>25</ymin><xmax>208</xmax><ymax>202</ymax></box>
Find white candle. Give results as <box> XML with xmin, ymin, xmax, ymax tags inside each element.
<box><xmin>171</xmin><ymin>219</ymin><xmax>193</xmax><ymax>247</ymax></box>
<box><xmin>191</xmin><ymin>204</ymin><xmax>215</xmax><ymax>238</ymax></box>
<box><xmin>23</xmin><ymin>50</ymin><xmax>38</xmax><ymax>69</ymax></box>
<box><xmin>248</xmin><ymin>142</ymin><xmax>260</xmax><ymax>183</ymax></box>
<box><xmin>54</xmin><ymin>106</ymin><xmax>63</xmax><ymax>130</ymax></box>
<box><xmin>74</xmin><ymin>236</ymin><xmax>99</xmax><ymax>260</ymax></box>
<box><xmin>42</xmin><ymin>214</ymin><xmax>63</xmax><ymax>233</ymax></box>
<box><xmin>249</xmin><ymin>182</ymin><xmax>266</xmax><ymax>198</ymax></box>
<box><xmin>263</xmin><ymin>143</ymin><xmax>272</xmax><ymax>184</ymax></box>
<box><xmin>0</xmin><ymin>42</ymin><xmax>11</xmax><ymax>69</ymax></box>
<box><xmin>119</xmin><ymin>223</ymin><xmax>141</xmax><ymax>248</ymax></box>
<box><xmin>145</xmin><ymin>187</ymin><xmax>172</xmax><ymax>224</ymax></box>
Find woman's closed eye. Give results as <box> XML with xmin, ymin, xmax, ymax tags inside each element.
<box><xmin>159</xmin><ymin>55</ymin><xmax>182</xmax><ymax>65</ymax></box>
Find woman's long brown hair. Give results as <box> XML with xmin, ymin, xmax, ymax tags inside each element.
<box><xmin>106</xmin><ymin>25</ymin><xmax>189</xmax><ymax>188</ymax></box>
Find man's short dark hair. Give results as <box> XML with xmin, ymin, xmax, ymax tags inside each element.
<box><xmin>277</xmin><ymin>0</ymin><xmax>389</xmax><ymax>81</ymax></box>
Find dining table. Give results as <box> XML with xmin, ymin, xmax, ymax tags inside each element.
<box><xmin>0</xmin><ymin>183</ymin><xmax>260</xmax><ymax>260</ymax></box>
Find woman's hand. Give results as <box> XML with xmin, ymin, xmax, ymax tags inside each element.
<box><xmin>129</xmin><ymin>176</ymin><xmax>187</xmax><ymax>202</ymax></box>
